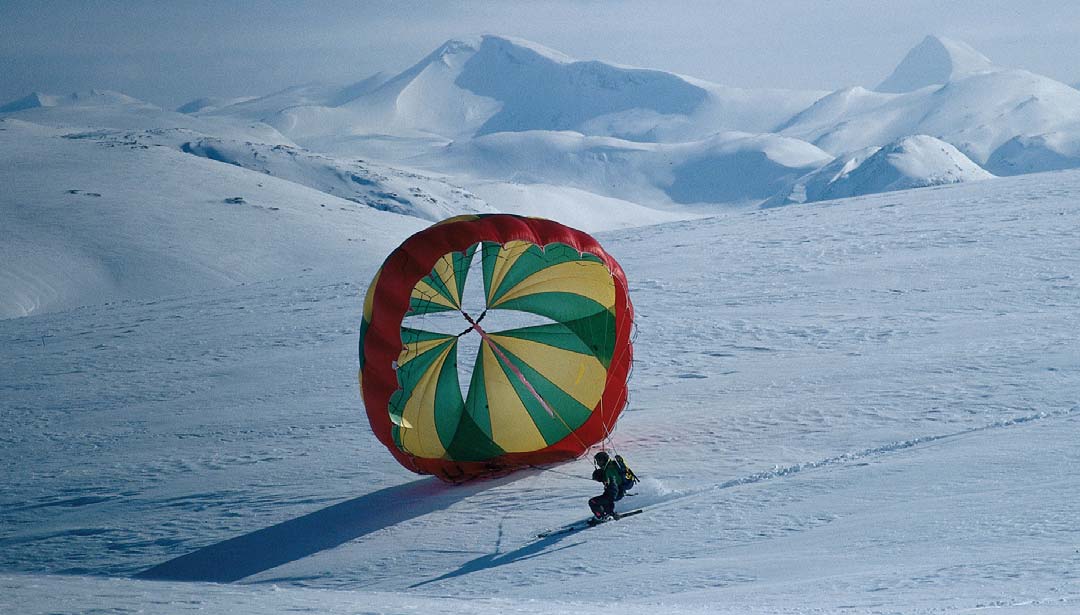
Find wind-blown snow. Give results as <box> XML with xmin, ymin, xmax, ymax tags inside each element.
<box><xmin>764</xmin><ymin>135</ymin><xmax>993</xmax><ymax>207</ymax></box>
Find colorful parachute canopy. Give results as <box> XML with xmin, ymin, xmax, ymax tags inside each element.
<box><xmin>359</xmin><ymin>214</ymin><xmax>634</xmax><ymax>482</ymax></box>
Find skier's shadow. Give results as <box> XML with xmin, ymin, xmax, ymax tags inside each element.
<box><xmin>409</xmin><ymin>521</ymin><xmax>586</xmax><ymax>588</ymax></box>
<box><xmin>136</xmin><ymin>474</ymin><xmax>520</xmax><ymax>583</ymax></box>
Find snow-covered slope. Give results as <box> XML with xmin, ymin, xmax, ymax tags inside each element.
<box><xmin>0</xmin><ymin>92</ymin><xmax>62</xmax><ymax>112</ymax></box>
<box><xmin>0</xmin><ymin>89</ymin><xmax>293</xmax><ymax>146</ymax></box>
<box><xmin>429</xmin><ymin>130</ymin><xmax>832</xmax><ymax>206</ymax></box>
<box><xmin>0</xmin><ymin>96</ymin><xmax>699</xmax><ymax>319</ymax></box>
<box><xmin>195</xmin><ymin>74</ymin><xmax>390</xmax><ymax>121</ymax></box>
<box><xmin>876</xmin><ymin>35</ymin><xmax>995</xmax><ymax>93</ymax></box>
<box><xmin>0</xmin><ymin>118</ymin><xmax>424</xmax><ymax>319</ymax></box>
<box><xmin>464</xmin><ymin>181</ymin><xmax>688</xmax><ymax>231</ymax></box>
<box><xmin>781</xmin><ymin>36</ymin><xmax>1080</xmax><ymax>167</ymax></box>
<box><xmin>176</xmin><ymin>96</ymin><xmax>257</xmax><ymax>114</ymax></box>
<box><xmin>3</xmin><ymin>168</ymin><xmax>1079</xmax><ymax>613</ymax></box>
<box><xmin>179</xmin><ymin>137</ymin><xmax>495</xmax><ymax>221</ymax></box>
<box><xmin>985</xmin><ymin>128</ymin><xmax>1080</xmax><ymax>175</ymax></box>
<box><xmin>0</xmin><ymin>89</ymin><xmax>149</xmax><ymax>112</ymax></box>
<box><xmin>764</xmin><ymin>135</ymin><xmax>993</xmax><ymax>207</ymax></box>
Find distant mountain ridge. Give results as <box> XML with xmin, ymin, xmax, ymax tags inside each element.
<box><xmin>6</xmin><ymin>34</ymin><xmax>1080</xmax><ymax>317</ymax></box>
<box><xmin>780</xmin><ymin>38</ymin><xmax>1080</xmax><ymax>168</ymax></box>
<box><xmin>257</xmin><ymin>34</ymin><xmax>823</xmax><ymax>148</ymax></box>
<box><xmin>5</xmin><ymin>33</ymin><xmax>1080</xmax><ymax>214</ymax></box>
<box><xmin>0</xmin><ymin>90</ymin><xmax>149</xmax><ymax>112</ymax></box>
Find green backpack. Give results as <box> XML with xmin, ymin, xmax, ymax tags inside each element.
<box><xmin>613</xmin><ymin>454</ymin><xmax>639</xmax><ymax>497</ymax></box>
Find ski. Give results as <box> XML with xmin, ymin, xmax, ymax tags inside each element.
<box><xmin>536</xmin><ymin>509</ymin><xmax>643</xmax><ymax>538</ymax></box>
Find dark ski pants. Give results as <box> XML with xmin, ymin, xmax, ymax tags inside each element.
<box><xmin>589</xmin><ymin>493</ymin><xmax>616</xmax><ymax>518</ymax></box>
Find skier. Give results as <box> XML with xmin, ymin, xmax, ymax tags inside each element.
<box><xmin>588</xmin><ymin>450</ymin><xmax>636</xmax><ymax>525</ymax></box>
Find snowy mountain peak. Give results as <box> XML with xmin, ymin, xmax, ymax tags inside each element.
<box><xmin>66</xmin><ymin>89</ymin><xmax>144</xmax><ymax>105</ymax></box>
<box><xmin>336</xmin><ymin>34</ymin><xmax>708</xmax><ymax>140</ymax></box>
<box><xmin>877</xmin><ymin>35</ymin><xmax>996</xmax><ymax>93</ymax></box>
<box><xmin>432</xmin><ymin>34</ymin><xmax>574</xmax><ymax>65</ymax></box>
<box><xmin>0</xmin><ymin>92</ymin><xmax>60</xmax><ymax>112</ymax></box>
<box><xmin>1</xmin><ymin>89</ymin><xmax>149</xmax><ymax>112</ymax></box>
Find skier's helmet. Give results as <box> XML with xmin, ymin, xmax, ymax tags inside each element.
<box><xmin>594</xmin><ymin>451</ymin><xmax>610</xmax><ymax>466</ymax></box>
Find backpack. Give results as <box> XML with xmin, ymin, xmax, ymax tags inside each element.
<box><xmin>613</xmin><ymin>454</ymin><xmax>639</xmax><ymax>497</ymax></box>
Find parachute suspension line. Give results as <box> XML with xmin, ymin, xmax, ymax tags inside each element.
<box><xmin>462</xmin><ymin>312</ymin><xmax>554</xmax><ymax>415</ymax></box>
<box><xmin>527</xmin><ymin>464</ymin><xmax>593</xmax><ymax>481</ymax></box>
<box><xmin>461</xmin><ymin>310</ymin><xmax>589</xmax><ymax>451</ymax></box>
<box><xmin>477</xmin><ymin>246</ymin><xmax>590</xmax><ymax>448</ymax></box>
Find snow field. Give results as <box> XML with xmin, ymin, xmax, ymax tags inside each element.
<box><xmin>3</xmin><ymin>29</ymin><xmax>1080</xmax><ymax>615</ymax></box>
<box><xmin>3</xmin><ymin>168</ymin><xmax>1080</xmax><ymax>613</ymax></box>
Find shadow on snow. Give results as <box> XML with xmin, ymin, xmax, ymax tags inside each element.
<box><xmin>409</xmin><ymin>518</ymin><xmax>592</xmax><ymax>588</ymax></box>
<box><xmin>135</xmin><ymin>473</ymin><xmax>528</xmax><ymax>583</ymax></box>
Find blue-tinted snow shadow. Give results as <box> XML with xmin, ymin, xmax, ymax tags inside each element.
<box><xmin>409</xmin><ymin>520</ymin><xmax>587</xmax><ymax>588</ymax></box>
<box><xmin>136</xmin><ymin>475</ymin><xmax>521</xmax><ymax>583</ymax></box>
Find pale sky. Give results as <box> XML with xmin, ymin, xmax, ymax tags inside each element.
<box><xmin>2</xmin><ymin>0</ymin><xmax>1078</xmax><ymax>108</ymax></box>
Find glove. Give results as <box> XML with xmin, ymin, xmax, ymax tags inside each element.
<box><xmin>592</xmin><ymin>468</ymin><xmax>604</xmax><ymax>482</ymax></box>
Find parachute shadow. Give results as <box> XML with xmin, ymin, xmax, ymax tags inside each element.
<box><xmin>136</xmin><ymin>475</ymin><xmax>516</xmax><ymax>583</ymax></box>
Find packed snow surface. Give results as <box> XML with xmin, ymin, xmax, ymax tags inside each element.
<box><xmin>3</xmin><ymin>166</ymin><xmax>1080</xmax><ymax>613</ymax></box>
